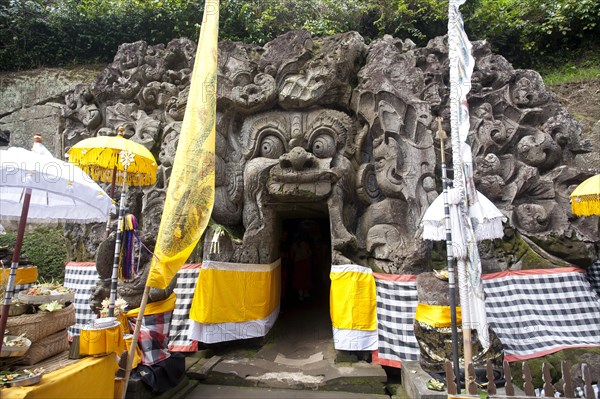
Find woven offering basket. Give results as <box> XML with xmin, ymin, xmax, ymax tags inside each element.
<box><xmin>0</xmin><ymin>302</ymin><xmax>29</xmax><ymax>317</ymax></box>
<box><xmin>18</xmin><ymin>291</ymin><xmax>74</xmax><ymax>305</ymax></box>
<box><xmin>0</xmin><ymin>336</ymin><xmax>31</xmax><ymax>358</ymax></box>
<box><xmin>6</xmin><ymin>304</ymin><xmax>75</xmax><ymax>342</ymax></box>
<box><xmin>17</xmin><ymin>329</ymin><xmax>69</xmax><ymax>365</ymax></box>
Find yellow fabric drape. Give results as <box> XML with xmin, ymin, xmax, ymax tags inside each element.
<box><xmin>415</xmin><ymin>303</ymin><xmax>462</xmax><ymax>328</ymax></box>
<box><xmin>3</xmin><ymin>355</ymin><xmax>115</xmax><ymax>399</ymax></box>
<box><xmin>330</xmin><ymin>266</ymin><xmax>377</xmax><ymax>331</ymax></box>
<box><xmin>125</xmin><ymin>293</ymin><xmax>176</xmax><ymax>318</ymax></box>
<box><xmin>79</xmin><ymin>324</ymin><xmax>125</xmax><ymax>356</ymax></box>
<box><xmin>124</xmin><ymin>335</ymin><xmax>142</xmax><ymax>369</ymax></box>
<box><xmin>190</xmin><ymin>261</ymin><xmax>280</xmax><ymax>324</ymax></box>
<box><xmin>146</xmin><ymin>0</ymin><xmax>219</xmax><ymax>290</ymax></box>
<box><xmin>1</xmin><ymin>266</ymin><xmax>38</xmax><ymax>286</ymax></box>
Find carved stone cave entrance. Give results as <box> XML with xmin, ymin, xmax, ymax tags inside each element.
<box><xmin>276</xmin><ymin>207</ymin><xmax>332</xmax><ymax>338</ymax></box>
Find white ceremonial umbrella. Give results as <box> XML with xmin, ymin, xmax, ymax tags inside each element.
<box><xmin>0</xmin><ymin>140</ymin><xmax>113</xmax><ymax>352</ymax></box>
<box><xmin>421</xmin><ymin>188</ymin><xmax>505</xmax><ymax>241</ymax></box>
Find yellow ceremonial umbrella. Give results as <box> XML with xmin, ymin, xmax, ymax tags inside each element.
<box><xmin>570</xmin><ymin>174</ymin><xmax>600</xmax><ymax>216</ymax></box>
<box><xmin>67</xmin><ymin>127</ymin><xmax>157</xmax><ymax>192</ymax></box>
<box><xmin>67</xmin><ymin>127</ymin><xmax>158</xmax><ymax>317</ymax></box>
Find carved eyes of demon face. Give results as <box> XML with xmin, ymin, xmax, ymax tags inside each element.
<box><xmin>311</xmin><ymin>133</ymin><xmax>336</xmax><ymax>159</ymax></box>
<box><xmin>260</xmin><ymin>135</ymin><xmax>286</xmax><ymax>159</ymax></box>
<box><xmin>258</xmin><ymin>132</ymin><xmax>337</xmax><ymax>160</ymax></box>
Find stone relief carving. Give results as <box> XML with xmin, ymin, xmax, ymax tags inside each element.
<box><xmin>59</xmin><ymin>31</ymin><xmax>597</xmax><ymax>312</ymax></box>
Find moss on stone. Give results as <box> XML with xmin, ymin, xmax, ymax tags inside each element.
<box><xmin>509</xmin><ymin>348</ymin><xmax>600</xmax><ymax>391</ymax></box>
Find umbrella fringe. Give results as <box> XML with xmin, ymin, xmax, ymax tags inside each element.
<box><xmin>422</xmin><ymin>220</ymin><xmax>447</xmax><ymax>241</ymax></box>
<box><xmin>422</xmin><ymin>216</ymin><xmax>504</xmax><ymax>241</ymax></box>
<box><xmin>0</xmin><ymin>215</ymin><xmax>107</xmax><ymax>224</ymax></box>
<box><xmin>571</xmin><ymin>199</ymin><xmax>600</xmax><ymax>217</ymax></box>
<box><xmin>471</xmin><ymin>217</ymin><xmax>505</xmax><ymax>241</ymax></box>
<box><xmin>68</xmin><ymin>148</ymin><xmax>156</xmax><ymax>186</ymax></box>
<box><xmin>80</xmin><ymin>165</ymin><xmax>156</xmax><ymax>186</ymax></box>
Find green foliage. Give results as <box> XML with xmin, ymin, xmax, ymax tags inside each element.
<box><xmin>539</xmin><ymin>47</ymin><xmax>600</xmax><ymax>84</ymax></box>
<box><xmin>0</xmin><ymin>227</ymin><xmax>68</xmax><ymax>283</ymax></box>
<box><xmin>372</xmin><ymin>0</ymin><xmax>449</xmax><ymax>43</ymax></box>
<box><xmin>0</xmin><ymin>0</ymin><xmax>598</xmax><ymax>71</ymax></box>
<box><xmin>466</xmin><ymin>0</ymin><xmax>600</xmax><ymax>67</ymax></box>
<box><xmin>220</xmin><ymin>0</ymin><xmax>368</xmax><ymax>45</ymax></box>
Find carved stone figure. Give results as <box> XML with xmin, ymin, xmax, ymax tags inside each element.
<box><xmin>60</xmin><ymin>30</ymin><xmax>598</xmax><ymax>329</ymax></box>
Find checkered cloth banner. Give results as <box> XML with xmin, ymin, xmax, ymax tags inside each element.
<box><xmin>371</xmin><ymin>267</ymin><xmax>600</xmax><ymax>368</ymax></box>
<box><xmin>372</xmin><ymin>273</ymin><xmax>420</xmax><ymax>367</ymax></box>
<box><xmin>483</xmin><ymin>267</ymin><xmax>600</xmax><ymax>362</ymax></box>
<box><xmin>169</xmin><ymin>263</ymin><xmax>200</xmax><ymax>352</ymax></box>
<box><xmin>63</xmin><ymin>262</ymin><xmax>99</xmax><ymax>338</ymax></box>
<box><xmin>128</xmin><ymin>311</ymin><xmax>173</xmax><ymax>366</ymax></box>
<box><xmin>63</xmin><ymin>262</ymin><xmax>200</xmax><ymax>350</ymax></box>
<box><xmin>586</xmin><ymin>258</ymin><xmax>600</xmax><ymax>297</ymax></box>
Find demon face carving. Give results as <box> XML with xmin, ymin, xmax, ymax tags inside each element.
<box><xmin>239</xmin><ymin>108</ymin><xmax>358</xmax><ymax>264</ymax></box>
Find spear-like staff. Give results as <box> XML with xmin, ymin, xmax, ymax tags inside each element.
<box><xmin>435</xmin><ymin>116</ymin><xmax>461</xmax><ymax>389</ymax></box>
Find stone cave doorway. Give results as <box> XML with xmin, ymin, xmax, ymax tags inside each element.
<box><xmin>280</xmin><ymin>218</ymin><xmax>331</xmax><ymax>311</ymax></box>
<box><xmin>275</xmin><ymin>217</ymin><xmax>333</xmax><ymax>349</ymax></box>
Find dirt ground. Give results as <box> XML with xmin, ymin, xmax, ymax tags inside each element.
<box><xmin>548</xmin><ymin>79</ymin><xmax>600</xmax><ymax>169</ymax></box>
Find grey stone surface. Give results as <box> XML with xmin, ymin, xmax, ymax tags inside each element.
<box><xmin>0</xmin><ymin>103</ymin><xmax>63</xmax><ymax>156</ymax></box>
<box><xmin>0</xmin><ymin>67</ymin><xmax>99</xmax><ymax>115</ymax></box>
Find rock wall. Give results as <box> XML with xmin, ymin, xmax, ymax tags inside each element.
<box><xmin>3</xmin><ymin>32</ymin><xmax>598</xmax><ymax>277</ymax></box>
<box><xmin>0</xmin><ymin>67</ymin><xmax>101</xmax><ymax>156</ymax></box>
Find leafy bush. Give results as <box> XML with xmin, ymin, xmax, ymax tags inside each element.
<box><xmin>466</xmin><ymin>0</ymin><xmax>600</xmax><ymax>67</ymax></box>
<box><xmin>0</xmin><ymin>0</ymin><xmax>598</xmax><ymax>71</ymax></box>
<box><xmin>0</xmin><ymin>227</ymin><xmax>68</xmax><ymax>283</ymax></box>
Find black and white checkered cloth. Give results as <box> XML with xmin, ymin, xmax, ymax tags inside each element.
<box><xmin>483</xmin><ymin>268</ymin><xmax>600</xmax><ymax>361</ymax></box>
<box><xmin>14</xmin><ymin>282</ymin><xmax>35</xmax><ymax>293</ymax></box>
<box><xmin>372</xmin><ymin>268</ymin><xmax>600</xmax><ymax>368</ymax></box>
<box><xmin>168</xmin><ymin>263</ymin><xmax>200</xmax><ymax>352</ymax></box>
<box><xmin>586</xmin><ymin>259</ymin><xmax>600</xmax><ymax>297</ymax></box>
<box><xmin>128</xmin><ymin>310</ymin><xmax>173</xmax><ymax>365</ymax></box>
<box><xmin>373</xmin><ymin>274</ymin><xmax>420</xmax><ymax>366</ymax></box>
<box><xmin>63</xmin><ymin>262</ymin><xmax>99</xmax><ymax>338</ymax></box>
<box><xmin>63</xmin><ymin>262</ymin><xmax>200</xmax><ymax>350</ymax></box>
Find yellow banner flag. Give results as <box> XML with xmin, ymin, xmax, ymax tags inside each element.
<box><xmin>146</xmin><ymin>0</ymin><xmax>219</xmax><ymax>289</ymax></box>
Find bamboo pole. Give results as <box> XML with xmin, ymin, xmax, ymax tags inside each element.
<box><xmin>108</xmin><ymin>171</ymin><xmax>128</xmax><ymax>318</ymax></box>
<box><xmin>0</xmin><ymin>189</ymin><xmax>32</xmax><ymax>353</ymax></box>
<box><xmin>121</xmin><ymin>285</ymin><xmax>150</xmax><ymax>399</ymax></box>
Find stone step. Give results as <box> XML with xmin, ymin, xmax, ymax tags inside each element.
<box><xmin>186</xmin><ymin>351</ymin><xmax>388</xmax><ymax>395</ymax></box>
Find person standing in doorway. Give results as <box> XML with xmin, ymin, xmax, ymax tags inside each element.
<box><xmin>291</xmin><ymin>235</ymin><xmax>312</xmax><ymax>301</ymax></box>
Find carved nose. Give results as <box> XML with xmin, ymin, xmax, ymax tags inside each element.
<box><xmin>280</xmin><ymin>147</ymin><xmax>315</xmax><ymax>171</ymax></box>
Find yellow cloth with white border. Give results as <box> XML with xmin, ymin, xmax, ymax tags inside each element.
<box><xmin>329</xmin><ymin>264</ymin><xmax>377</xmax><ymax>331</ymax></box>
<box><xmin>415</xmin><ymin>303</ymin><xmax>462</xmax><ymax>328</ymax></box>
<box><xmin>79</xmin><ymin>323</ymin><xmax>125</xmax><ymax>356</ymax></box>
<box><xmin>190</xmin><ymin>260</ymin><xmax>280</xmax><ymax>323</ymax></box>
<box><xmin>2</xmin><ymin>355</ymin><xmax>115</xmax><ymax>399</ymax></box>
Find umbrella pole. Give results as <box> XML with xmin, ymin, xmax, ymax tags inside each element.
<box><xmin>104</xmin><ymin>166</ymin><xmax>118</xmax><ymax>239</ymax></box>
<box><xmin>109</xmin><ymin>178</ymin><xmax>128</xmax><ymax>317</ymax></box>
<box><xmin>436</xmin><ymin>117</ymin><xmax>461</xmax><ymax>389</ymax></box>
<box><xmin>0</xmin><ymin>188</ymin><xmax>32</xmax><ymax>353</ymax></box>
<box><xmin>121</xmin><ymin>285</ymin><xmax>150</xmax><ymax>399</ymax></box>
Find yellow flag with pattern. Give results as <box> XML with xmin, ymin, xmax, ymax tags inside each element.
<box><xmin>146</xmin><ymin>0</ymin><xmax>219</xmax><ymax>289</ymax></box>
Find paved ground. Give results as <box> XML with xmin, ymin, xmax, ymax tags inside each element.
<box><xmin>184</xmin><ymin>383</ymin><xmax>392</xmax><ymax>398</ymax></box>
<box><xmin>180</xmin><ymin>291</ymin><xmax>392</xmax><ymax>397</ymax></box>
